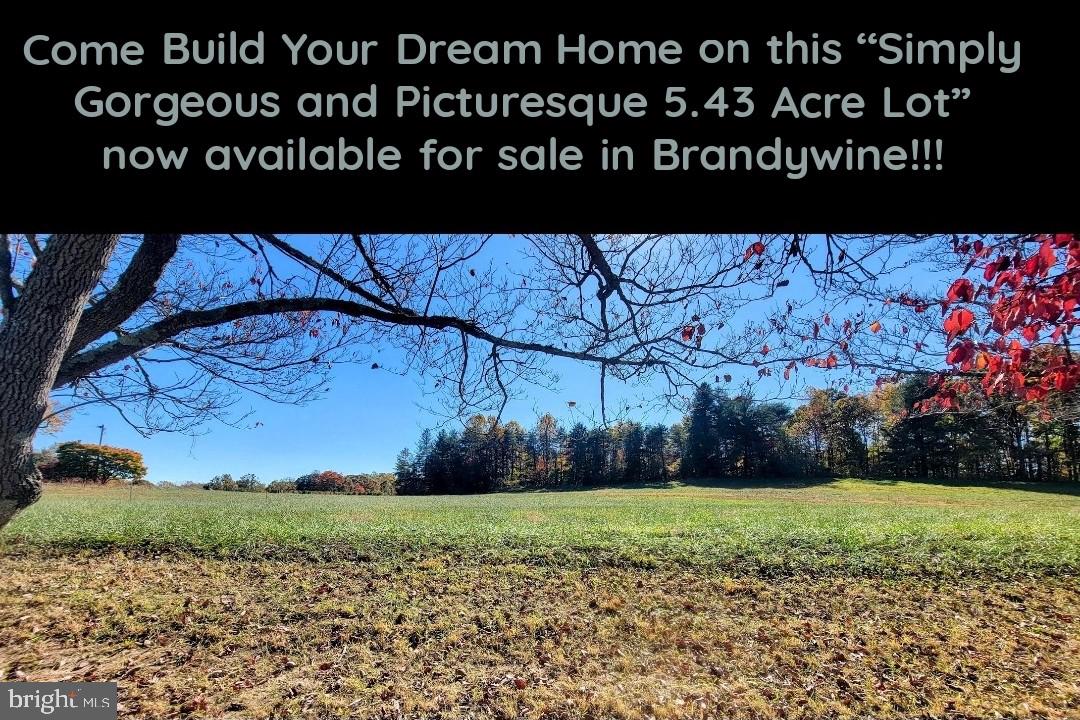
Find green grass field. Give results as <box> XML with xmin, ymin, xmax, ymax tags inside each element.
<box><xmin>2</xmin><ymin>479</ymin><xmax>1078</xmax><ymax>719</ymax></box>
<box><xmin>4</xmin><ymin>478</ymin><xmax>1079</xmax><ymax>576</ymax></box>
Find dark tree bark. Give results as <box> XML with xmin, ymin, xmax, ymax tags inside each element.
<box><xmin>66</xmin><ymin>234</ymin><xmax>180</xmax><ymax>356</ymax></box>
<box><xmin>0</xmin><ymin>235</ymin><xmax>120</xmax><ymax>526</ymax></box>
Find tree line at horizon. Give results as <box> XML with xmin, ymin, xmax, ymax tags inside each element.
<box><xmin>34</xmin><ymin>374</ymin><xmax>1080</xmax><ymax>494</ymax></box>
<box><xmin>393</xmin><ymin>376</ymin><xmax>1080</xmax><ymax>494</ymax></box>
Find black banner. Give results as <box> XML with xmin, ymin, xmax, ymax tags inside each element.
<box><xmin>1</xmin><ymin>12</ymin><xmax>1075</xmax><ymax>231</ymax></box>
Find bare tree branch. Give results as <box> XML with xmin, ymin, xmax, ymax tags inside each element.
<box><xmin>67</xmin><ymin>234</ymin><xmax>181</xmax><ymax>355</ymax></box>
<box><xmin>351</xmin><ymin>234</ymin><xmax>397</xmax><ymax>299</ymax></box>
<box><xmin>55</xmin><ymin>295</ymin><xmax>666</xmax><ymax>389</ymax></box>
<box><xmin>25</xmin><ymin>234</ymin><xmax>43</xmax><ymax>259</ymax></box>
<box><xmin>256</xmin><ymin>233</ymin><xmax>406</xmax><ymax>313</ymax></box>
<box><xmin>10</xmin><ymin>233</ymin><xmax>998</xmax><ymax>439</ymax></box>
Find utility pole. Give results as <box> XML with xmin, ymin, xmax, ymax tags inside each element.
<box><xmin>94</xmin><ymin>424</ymin><xmax>106</xmax><ymax>483</ymax></box>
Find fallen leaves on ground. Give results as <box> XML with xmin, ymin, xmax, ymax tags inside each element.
<box><xmin>0</xmin><ymin>552</ymin><xmax>1077</xmax><ymax>719</ymax></box>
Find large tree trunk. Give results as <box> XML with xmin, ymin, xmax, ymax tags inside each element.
<box><xmin>0</xmin><ymin>235</ymin><xmax>120</xmax><ymax>528</ymax></box>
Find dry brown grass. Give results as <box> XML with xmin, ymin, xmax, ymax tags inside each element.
<box><xmin>2</xmin><ymin>551</ymin><xmax>1077</xmax><ymax>719</ymax></box>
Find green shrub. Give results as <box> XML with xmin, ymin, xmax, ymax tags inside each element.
<box><xmin>236</xmin><ymin>473</ymin><xmax>264</xmax><ymax>492</ymax></box>
<box><xmin>205</xmin><ymin>474</ymin><xmax>238</xmax><ymax>491</ymax></box>
<box><xmin>204</xmin><ymin>473</ymin><xmax>265</xmax><ymax>492</ymax></box>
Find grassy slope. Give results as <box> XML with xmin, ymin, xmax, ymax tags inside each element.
<box><xmin>3</xmin><ymin>478</ymin><xmax>1079</xmax><ymax>577</ymax></box>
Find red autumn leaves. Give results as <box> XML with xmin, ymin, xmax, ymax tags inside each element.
<box><xmin>680</xmin><ymin>315</ymin><xmax>708</xmax><ymax>347</ymax></box>
<box><xmin>804</xmin><ymin>354</ymin><xmax>839</xmax><ymax>370</ymax></box>
<box><xmin>931</xmin><ymin>233</ymin><xmax>1080</xmax><ymax>409</ymax></box>
<box><xmin>943</xmin><ymin>308</ymin><xmax>975</xmax><ymax>343</ymax></box>
<box><xmin>802</xmin><ymin>310</ymin><xmax>875</xmax><ymax>371</ymax></box>
<box><xmin>946</xmin><ymin>278</ymin><xmax>974</xmax><ymax>303</ymax></box>
<box><xmin>743</xmin><ymin>241</ymin><xmax>766</xmax><ymax>261</ymax></box>
<box><xmin>677</xmin><ymin>235</ymin><xmax>1078</xmax><ymax>407</ymax></box>
<box><xmin>680</xmin><ymin>323</ymin><xmax>706</xmax><ymax>342</ymax></box>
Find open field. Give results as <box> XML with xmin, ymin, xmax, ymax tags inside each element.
<box><xmin>3</xmin><ymin>479</ymin><xmax>1079</xmax><ymax>576</ymax></box>
<box><xmin>2</xmin><ymin>480</ymin><xmax>1079</xmax><ymax>718</ymax></box>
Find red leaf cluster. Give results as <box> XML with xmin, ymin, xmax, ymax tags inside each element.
<box><xmin>933</xmin><ymin>233</ymin><xmax>1079</xmax><ymax>409</ymax></box>
<box><xmin>946</xmin><ymin>278</ymin><xmax>974</xmax><ymax>303</ymax></box>
<box><xmin>743</xmin><ymin>241</ymin><xmax>766</xmax><ymax>261</ymax></box>
<box><xmin>805</xmin><ymin>353</ymin><xmax>839</xmax><ymax>370</ymax></box>
<box><xmin>943</xmin><ymin>308</ymin><xmax>975</xmax><ymax>343</ymax></box>
<box><xmin>680</xmin><ymin>321</ymin><xmax>708</xmax><ymax>346</ymax></box>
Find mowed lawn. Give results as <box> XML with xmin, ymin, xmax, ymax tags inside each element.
<box><xmin>1</xmin><ymin>480</ymin><xmax>1078</xmax><ymax>718</ymax></box>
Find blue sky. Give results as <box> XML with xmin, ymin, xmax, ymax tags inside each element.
<box><xmin>35</xmin><ymin>235</ymin><xmax>948</xmax><ymax>484</ymax></box>
<box><xmin>40</xmin><ymin>350</ymin><xmax>688</xmax><ymax>483</ymax></box>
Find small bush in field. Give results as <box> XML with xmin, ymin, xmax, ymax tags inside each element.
<box><xmin>266</xmin><ymin>479</ymin><xmax>297</xmax><ymax>493</ymax></box>
<box><xmin>236</xmin><ymin>473</ymin><xmax>264</xmax><ymax>492</ymax></box>
<box><xmin>294</xmin><ymin>472</ymin><xmax>317</xmax><ymax>492</ymax></box>
<box><xmin>204</xmin><ymin>473</ymin><xmax>264</xmax><ymax>492</ymax></box>
<box><xmin>205</xmin><ymin>474</ymin><xmax>238</xmax><ymax>491</ymax></box>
